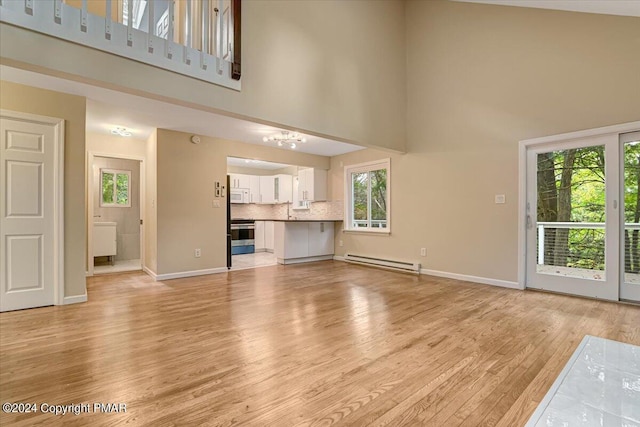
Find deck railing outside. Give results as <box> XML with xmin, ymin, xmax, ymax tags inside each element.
<box><xmin>0</xmin><ymin>0</ymin><xmax>240</xmax><ymax>90</ymax></box>
<box><xmin>537</xmin><ymin>221</ymin><xmax>640</xmax><ymax>273</ymax></box>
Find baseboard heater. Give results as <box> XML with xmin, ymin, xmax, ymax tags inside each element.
<box><xmin>343</xmin><ymin>254</ymin><xmax>421</xmax><ymax>274</ymax></box>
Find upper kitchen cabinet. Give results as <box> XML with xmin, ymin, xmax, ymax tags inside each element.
<box><xmin>230</xmin><ymin>174</ymin><xmax>251</xmax><ymax>189</ymax></box>
<box><xmin>274</xmin><ymin>175</ymin><xmax>293</xmax><ymax>203</ymax></box>
<box><xmin>249</xmin><ymin>175</ymin><xmax>261</xmax><ymax>203</ymax></box>
<box><xmin>259</xmin><ymin>176</ymin><xmax>275</xmax><ymax>203</ymax></box>
<box><xmin>298</xmin><ymin>168</ymin><xmax>327</xmax><ymax>202</ymax></box>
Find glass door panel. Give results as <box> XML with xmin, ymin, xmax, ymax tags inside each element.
<box><xmin>526</xmin><ymin>135</ymin><xmax>619</xmax><ymax>300</ymax></box>
<box><xmin>621</xmin><ymin>131</ymin><xmax>640</xmax><ymax>302</ymax></box>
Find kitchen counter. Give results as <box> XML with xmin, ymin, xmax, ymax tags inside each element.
<box><xmin>274</xmin><ymin>221</ymin><xmax>335</xmax><ymax>265</ymax></box>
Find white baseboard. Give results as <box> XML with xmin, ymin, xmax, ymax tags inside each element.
<box><xmin>420</xmin><ymin>268</ymin><xmax>522</xmax><ymax>290</ymax></box>
<box><xmin>277</xmin><ymin>255</ymin><xmax>334</xmax><ymax>265</ymax></box>
<box><xmin>143</xmin><ymin>266</ymin><xmax>158</xmax><ymax>280</ymax></box>
<box><xmin>63</xmin><ymin>293</ymin><xmax>88</xmax><ymax>305</ymax></box>
<box><xmin>154</xmin><ymin>267</ymin><xmax>228</xmax><ymax>281</ymax></box>
<box><xmin>333</xmin><ymin>256</ymin><xmax>520</xmax><ymax>290</ymax></box>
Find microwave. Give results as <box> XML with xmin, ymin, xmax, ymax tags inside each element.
<box><xmin>230</xmin><ymin>188</ymin><xmax>249</xmax><ymax>204</ymax></box>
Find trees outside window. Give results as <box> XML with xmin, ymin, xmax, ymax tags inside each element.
<box><xmin>345</xmin><ymin>159</ymin><xmax>390</xmax><ymax>232</ymax></box>
<box><xmin>101</xmin><ymin>169</ymin><xmax>131</xmax><ymax>208</ymax></box>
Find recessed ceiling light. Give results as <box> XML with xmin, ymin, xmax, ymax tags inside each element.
<box><xmin>111</xmin><ymin>127</ymin><xmax>132</xmax><ymax>137</ymax></box>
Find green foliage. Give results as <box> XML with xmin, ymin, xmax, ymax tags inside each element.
<box><xmin>351</xmin><ymin>169</ymin><xmax>387</xmax><ymax>228</ymax></box>
<box><xmin>102</xmin><ymin>172</ymin><xmax>114</xmax><ymax>205</ymax></box>
<box><xmin>352</xmin><ymin>172</ymin><xmax>368</xmax><ymax>222</ymax></box>
<box><xmin>101</xmin><ymin>171</ymin><xmax>130</xmax><ymax>206</ymax></box>
<box><xmin>116</xmin><ymin>173</ymin><xmax>129</xmax><ymax>205</ymax></box>
<box><xmin>536</xmin><ymin>142</ymin><xmax>640</xmax><ymax>272</ymax></box>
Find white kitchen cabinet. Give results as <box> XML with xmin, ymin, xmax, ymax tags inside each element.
<box><xmin>308</xmin><ymin>222</ymin><xmax>334</xmax><ymax>256</ymax></box>
<box><xmin>297</xmin><ymin>168</ymin><xmax>327</xmax><ymax>202</ymax></box>
<box><xmin>275</xmin><ymin>222</ymin><xmax>309</xmax><ymax>259</ymax></box>
<box><xmin>274</xmin><ymin>174</ymin><xmax>293</xmax><ymax>203</ymax></box>
<box><xmin>249</xmin><ymin>175</ymin><xmax>261</xmax><ymax>203</ymax></box>
<box><xmin>254</xmin><ymin>221</ymin><xmax>265</xmax><ymax>251</ymax></box>
<box><xmin>264</xmin><ymin>221</ymin><xmax>275</xmax><ymax>252</ymax></box>
<box><xmin>260</xmin><ymin>176</ymin><xmax>275</xmax><ymax>203</ymax></box>
<box><xmin>230</xmin><ymin>173</ymin><xmax>251</xmax><ymax>189</ymax></box>
<box><xmin>274</xmin><ymin>221</ymin><xmax>335</xmax><ymax>264</ymax></box>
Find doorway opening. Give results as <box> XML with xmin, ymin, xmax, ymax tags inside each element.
<box><xmin>88</xmin><ymin>154</ymin><xmax>144</xmax><ymax>275</ymax></box>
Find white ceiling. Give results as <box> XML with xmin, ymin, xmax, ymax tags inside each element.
<box><xmin>0</xmin><ymin>65</ymin><xmax>365</xmax><ymax>157</ymax></box>
<box><xmin>227</xmin><ymin>157</ymin><xmax>292</xmax><ymax>170</ymax></box>
<box><xmin>453</xmin><ymin>0</ymin><xmax>640</xmax><ymax>17</ymax></box>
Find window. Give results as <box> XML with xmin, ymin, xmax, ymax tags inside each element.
<box><xmin>345</xmin><ymin>159</ymin><xmax>390</xmax><ymax>232</ymax></box>
<box><xmin>100</xmin><ymin>169</ymin><xmax>131</xmax><ymax>207</ymax></box>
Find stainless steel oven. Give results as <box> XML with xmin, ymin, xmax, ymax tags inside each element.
<box><xmin>230</xmin><ymin>221</ymin><xmax>255</xmax><ymax>255</ymax></box>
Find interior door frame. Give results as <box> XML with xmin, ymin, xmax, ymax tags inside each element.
<box><xmin>0</xmin><ymin>109</ymin><xmax>65</xmax><ymax>306</ymax></box>
<box><xmin>87</xmin><ymin>151</ymin><xmax>145</xmax><ymax>277</ymax></box>
<box><xmin>518</xmin><ymin>121</ymin><xmax>640</xmax><ymax>299</ymax></box>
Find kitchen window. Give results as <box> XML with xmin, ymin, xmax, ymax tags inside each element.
<box><xmin>345</xmin><ymin>159</ymin><xmax>390</xmax><ymax>233</ymax></box>
<box><xmin>100</xmin><ymin>169</ymin><xmax>131</xmax><ymax>207</ymax></box>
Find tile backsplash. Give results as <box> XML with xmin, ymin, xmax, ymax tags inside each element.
<box><xmin>231</xmin><ymin>201</ymin><xmax>343</xmax><ymax>221</ymax></box>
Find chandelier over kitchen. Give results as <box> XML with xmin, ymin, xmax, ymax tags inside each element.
<box><xmin>263</xmin><ymin>131</ymin><xmax>307</xmax><ymax>149</ymax></box>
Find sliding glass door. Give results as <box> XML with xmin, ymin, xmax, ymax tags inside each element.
<box><xmin>526</xmin><ymin>134</ymin><xmax>619</xmax><ymax>300</ymax></box>
<box><xmin>526</xmin><ymin>128</ymin><xmax>640</xmax><ymax>302</ymax></box>
<box><xmin>621</xmin><ymin>131</ymin><xmax>640</xmax><ymax>302</ymax></box>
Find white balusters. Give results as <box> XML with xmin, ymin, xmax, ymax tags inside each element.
<box><xmin>201</xmin><ymin>0</ymin><xmax>210</xmax><ymax>70</ymax></box>
<box><xmin>126</xmin><ymin>0</ymin><xmax>133</xmax><ymax>46</ymax></box>
<box><xmin>216</xmin><ymin>0</ymin><xmax>223</xmax><ymax>75</ymax></box>
<box><xmin>184</xmin><ymin>0</ymin><xmax>192</xmax><ymax>64</ymax></box>
<box><xmin>0</xmin><ymin>0</ymin><xmax>240</xmax><ymax>89</ymax></box>
<box><xmin>53</xmin><ymin>0</ymin><xmax>62</xmax><ymax>24</ymax></box>
<box><xmin>147</xmin><ymin>0</ymin><xmax>155</xmax><ymax>53</ymax></box>
<box><xmin>166</xmin><ymin>0</ymin><xmax>175</xmax><ymax>59</ymax></box>
<box><xmin>105</xmin><ymin>0</ymin><xmax>112</xmax><ymax>40</ymax></box>
<box><xmin>81</xmin><ymin>0</ymin><xmax>87</xmax><ymax>32</ymax></box>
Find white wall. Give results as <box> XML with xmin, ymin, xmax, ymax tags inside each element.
<box><xmin>331</xmin><ymin>1</ymin><xmax>640</xmax><ymax>283</ymax></box>
<box><xmin>86</xmin><ymin>132</ymin><xmax>146</xmax><ymax>158</ymax></box>
<box><xmin>0</xmin><ymin>0</ymin><xmax>407</xmax><ymax>152</ymax></box>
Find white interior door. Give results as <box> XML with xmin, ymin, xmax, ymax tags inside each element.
<box><xmin>0</xmin><ymin>113</ymin><xmax>61</xmax><ymax>311</ymax></box>
<box><xmin>621</xmin><ymin>131</ymin><xmax>640</xmax><ymax>303</ymax></box>
<box><xmin>525</xmin><ymin>134</ymin><xmax>620</xmax><ymax>301</ymax></box>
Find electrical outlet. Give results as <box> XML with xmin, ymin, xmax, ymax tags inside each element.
<box><xmin>495</xmin><ymin>194</ymin><xmax>506</xmax><ymax>204</ymax></box>
<box><xmin>339</xmin><ymin>240</ymin><xmax>344</xmax><ymax>247</ymax></box>
<box><xmin>420</xmin><ymin>248</ymin><xmax>426</xmax><ymax>257</ymax></box>
<box><xmin>195</xmin><ymin>248</ymin><xmax>201</xmax><ymax>258</ymax></box>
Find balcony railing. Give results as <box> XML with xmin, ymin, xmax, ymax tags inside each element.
<box><xmin>0</xmin><ymin>0</ymin><xmax>241</xmax><ymax>90</ymax></box>
<box><xmin>537</xmin><ymin>221</ymin><xmax>640</xmax><ymax>273</ymax></box>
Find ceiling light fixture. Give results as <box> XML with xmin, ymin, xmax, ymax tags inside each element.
<box><xmin>262</xmin><ymin>131</ymin><xmax>306</xmax><ymax>149</ymax></box>
<box><xmin>111</xmin><ymin>127</ymin><xmax>132</xmax><ymax>137</ymax></box>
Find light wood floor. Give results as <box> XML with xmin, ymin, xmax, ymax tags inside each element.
<box><xmin>1</xmin><ymin>261</ymin><xmax>639</xmax><ymax>426</ymax></box>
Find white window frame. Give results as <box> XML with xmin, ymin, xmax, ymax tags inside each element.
<box><xmin>100</xmin><ymin>168</ymin><xmax>132</xmax><ymax>208</ymax></box>
<box><xmin>344</xmin><ymin>158</ymin><xmax>391</xmax><ymax>233</ymax></box>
